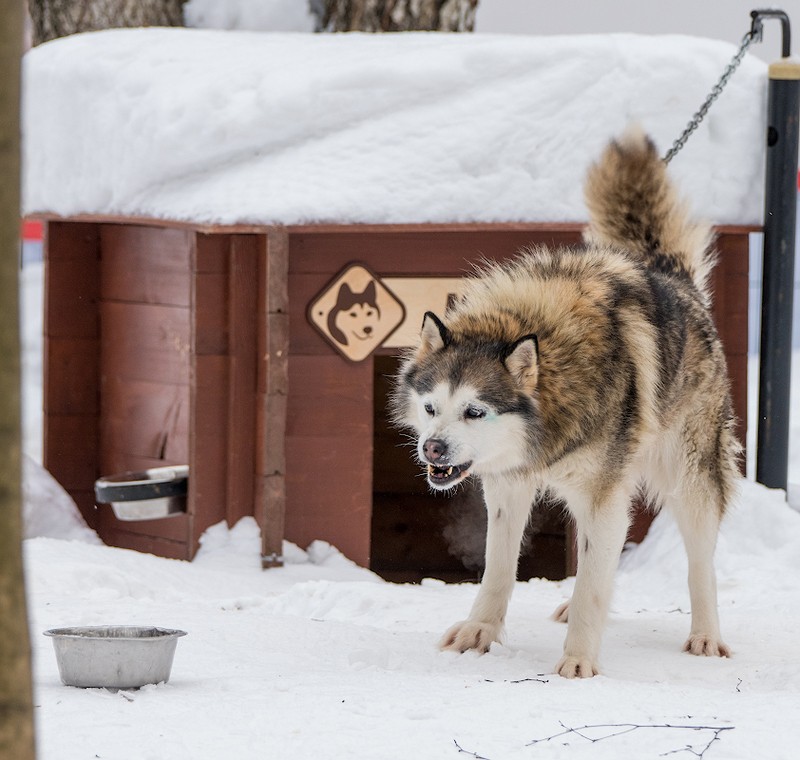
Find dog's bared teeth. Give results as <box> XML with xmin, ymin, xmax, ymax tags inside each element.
<box><xmin>446</xmin><ymin>466</ymin><xmax>453</xmax><ymax>476</ymax></box>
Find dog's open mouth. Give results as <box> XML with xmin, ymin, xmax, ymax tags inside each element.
<box><xmin>426</xmin><ymin>461</ymin><xmax>472</xmax><ymax>489</ymax></box>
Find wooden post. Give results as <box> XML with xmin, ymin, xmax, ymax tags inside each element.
<box><xmin>258</xmin><ymin>229</ymin><xmax>289</xmax><ymax>568</ymax></box>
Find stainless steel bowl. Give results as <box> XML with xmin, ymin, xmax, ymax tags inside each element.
<box><xmin>44</xmin><ymin>626</ymin><xmax>187</xmax><ymax>689</ymax></box>
<box><xmin>94</xmin><ymin>465</ymin><xmax>188</xmax><ymax>521</ymax></box>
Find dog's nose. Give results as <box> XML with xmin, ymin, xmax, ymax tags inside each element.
<box><xmin>423</xmin><ymin>438</ymin><xmax>447</xmax><ymax>463</ymax></box>
<box><xmin>363</xmin><ymin>326</ymin><xmax>372</xmax><ymax>334</ymax></box>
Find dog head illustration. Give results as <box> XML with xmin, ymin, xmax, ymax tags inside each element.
<box><xmin>327</xmin><ymin>280</ymin><xmax>382</xmax><ymax>347</ymax></box>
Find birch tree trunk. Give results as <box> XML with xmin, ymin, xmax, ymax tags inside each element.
<box><xmin>311</xmin><ymin>0</ymin><xmax>478</xmax><ymax>32</ymax></box>
<box><xmin>0</xmin><ymin>1</ymin><xmax>35</xmax><ymax>758</ymax></box>
<box><xmin>29</xmin><ymin>0</ymin><xmax>186</xmax><ymax>46</ymax></box>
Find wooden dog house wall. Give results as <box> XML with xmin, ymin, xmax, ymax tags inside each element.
<box><xmin>42</xmin><ymin>220</ymin><xmax>751</xmax><ymax>580</ymax></box>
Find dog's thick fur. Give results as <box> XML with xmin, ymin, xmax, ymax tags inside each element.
<box><xmin>391</xmin><ymin>129</ymin><xmax>740</xmax><ymax>678</ymax></box>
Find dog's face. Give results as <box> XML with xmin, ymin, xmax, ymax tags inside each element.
<box><xmin>393</xmin><ymin>312</ymin><xmax>540</xmax><ymax>490</ymax></box>
<box><xmin>334</xmin><ymin>302</ymin><xmax>380</xmax><ymax>344</ymax></box>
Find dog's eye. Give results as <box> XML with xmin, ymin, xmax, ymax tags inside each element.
<box><xmin>423</xmin><ymin>402</ymin><xmax>435</xmax><ymax>416</ymax></box>
<box><xmin>464</xmin><ymin>405</ymin><xmax>486</xmax><ymax>420</ymax></box>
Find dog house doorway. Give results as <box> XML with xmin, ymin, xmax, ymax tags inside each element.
<box><xmin>370</xmin><ymin>355</ymin><xmax>571</xmax><ymax>583</ymax></box>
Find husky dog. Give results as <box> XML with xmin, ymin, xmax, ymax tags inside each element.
<box><xmin>391</xmin><ymin>129</ymin><xmax>739</xmax><ymax>678</ymax></box>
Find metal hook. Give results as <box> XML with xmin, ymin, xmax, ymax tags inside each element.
<box><xmin>750</xmin><ymin>9</ymin><xmax>791</xmax><ymax>57</ymax></box>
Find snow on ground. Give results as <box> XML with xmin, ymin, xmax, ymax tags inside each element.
<box><xmin>23</xmin><ymin>483</ymin><xmax>800</xmax><ymax>760</ymax></box>
<box><xmin>22</xmin><ymin>29</ymin><xmax>767</xmax><ymax>226</ymax></box>
<box><xmin>18</xmin><ymin>24</ymin><xmax>800</xmax><ymax>760</ymax></box>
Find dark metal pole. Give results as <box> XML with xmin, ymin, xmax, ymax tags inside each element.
<box><xmin>756</xmin><ymin>10</ymin><xmax>800</xmax><ymax>490</ymax></box>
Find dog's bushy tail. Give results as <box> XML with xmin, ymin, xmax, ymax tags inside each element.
<box><xmin>583</xmin><ymin>127</ymin><xmax>714</xmax><ymax>299</ymax></box>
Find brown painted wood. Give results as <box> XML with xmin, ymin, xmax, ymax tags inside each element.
<box><xmin>189</xmin><ymin>349</ymin><xmax>229</xmax><ymax>549</ymax></box>
<box><xmin>92</xmin><ymin>523</ymin><xmax>193</xmax><ymax>560</ymax></box>
<box><xmin>193</xmin><ymin>273</ymin><xmax>228</xmax><ymax>356</ymax></box>
<box><xmin>100</xmin><ymin>301</ymin><xmax>191</xmax><ymax>386</ymax></box>
<box><xmin>99</xmin><ymin>225</ymin><xmax>192</xmax><ymax>307</ymax></box>
<box><xmin>225</xmin><ymin>236</ymin><xmax>259</xmax><ymax>528</ymax></box>
<box><xmin>285</xmin><ymin>434</ymin><xmax>373</xmax><ymax>566</ymax></box>
<box><xmin>99</xmin><ymin>377</ymin><xmax>188</xmax><ymax>465</ymax></box>
<box><xmin>42</xmin><ymin>222</ymin><xmax>100</xmax><ymax>529</ymax></box>
<box><xmin>710</xmin><ymin>232</ymin><xmax>749</xmax><ymax>459</ymax></box>
<box><xmin>284</xmin><ymin>353</ymin><xmax>373</xmax><ymax>567</ymax></box>
<box><xmin>43</xmin><ymin>415</ymin><xmax>99</xmax><ymax>492</ymax></box>
<box><xmin>44</xmin><ymin>337</ymin><xmax>100</xmax><ymax>416</ymax></box>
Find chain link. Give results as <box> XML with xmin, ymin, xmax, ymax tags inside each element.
<box><xmin>663</xmin><ymin>29</ymin><xmax>759</xmax><ymax>164</ymax></box>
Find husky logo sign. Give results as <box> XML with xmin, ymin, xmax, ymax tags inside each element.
<box><xmin>308</xmin><ymin>264</ymin><xmax>405</xmax><ymax>362</ymax></box>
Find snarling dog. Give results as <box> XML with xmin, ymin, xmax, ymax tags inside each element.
<box><xmin>390</xmin><ymin>129</ymin><xmax>739</xmax><ymax>678</ymax></box>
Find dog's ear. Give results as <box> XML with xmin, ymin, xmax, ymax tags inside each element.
<box><xmin>417</xmin><ymin>312</ymin><xmax>451</xmax><ymax>358</ymax></box>
<box><xmin>504</xmin><ymin>335</ymin><xmax>539</xmax><ymax>393</ymax></box>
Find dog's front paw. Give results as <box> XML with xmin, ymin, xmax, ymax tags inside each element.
<box><xmin>683</xmin><ymin>634</ymin><xmax>731</xmax><ymax>658</ymax></box>
<box><xmin>554</xmin><ymin>654</ymin><xmax>599</xmax><ymax>679</ymax></box>
<box><xmin>439</xmin><ymin>620</ymin><xmax>501</xmax><ymax>653</ymax></box>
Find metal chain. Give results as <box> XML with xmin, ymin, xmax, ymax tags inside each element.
<box><xmin>663</xmin><ymin>28</ymin><xmax>760</xmax><ymax>164</ymax></box>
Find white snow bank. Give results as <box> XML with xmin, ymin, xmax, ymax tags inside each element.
<box><xmin>23</xmin><ymin>28</ymin><xmax>767</xmax><ymax>226</ymax></box>
<box><xmin>23</xmin><ymin>454</ymin><xmax>102</xmax><ymax>544</ymax></box>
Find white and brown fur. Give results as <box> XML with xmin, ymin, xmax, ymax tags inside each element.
<box><xmin>391</xmin><ymin>129</ymin><xmax>740</xmax><ymax>678</ymax></box>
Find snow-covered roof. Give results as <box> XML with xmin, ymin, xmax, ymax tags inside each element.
<box><xmin>22</xmin><ymin>28</ymin><xmax>768</xmax><ymax>226</ymax></box>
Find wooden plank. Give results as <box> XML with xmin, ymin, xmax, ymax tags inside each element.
<box><xmin>43</xmin><ymin>415</ymin><xmax>99</xmax><ymax>491</ymax></box>
<box><xmin>225</xmin><ymin>236</ymin><xmax>259</xmax><ymax>527</ymax></box>
<box><xmin>92</xmin><ymin>523</ymin><xmax>190</xmax><ymax>560</ymax></box>
<box><xmin>256</xmin><ymin>392</ymin><xmax>286</xmax><ymax>477</ymax></box>
<box><xmin>258</xmin><ymin>475</ymin><xmax>285</xmax><ymax>567</ymax></box>
<box><xmin>194</xmin><ymin>233</ymin><xmax>229</xmax><ymax>274</ymax></box>
<box><xmin>100</xmin><ymin>301</ymin><xmax>191</xmax><ymax>386</ymax></box>
<box><xmin>259</xmin><ymin>230</ymin><xmax>289</xmax><ymax>567</ymax></box>
<box><xmin>99</xmin><ymin>376</ymin><xmax>189</xmax><ymax>465</ymax></box>
<box><xmin>94</xmin><ymin>504</ymin><xmax>189</xmax><ymax>543</ymax></box>
<box><xmin>44</xmin><ymin>337</ymin><xmax>100</xmax><ymax>416</ymax></box>
<box><xmin>287</xmin><ymin>228</ymin><xmax>584</xmax><ymax>275</ymax></box>
<box><xmin>194</xmin><ymin>272</ymin><xmax>228</xmax><ymax>355</ymax></box>
<box><xmin>266</xmin><ymin>229</ymin><xmax>289</xmax><ymax>312</ymax></box>
<box><xmin>287</xmin><ymin>355</ymin><xmax>372</xmax><ymax>437</ymax></box>
<box><xmin>284</xmin><ymin>434</ymin><xmax>373</xmax><ymax>567</ymax></box>
<box><xmin>710</xmin><ymin>232</ymin><xmax>749</xmax><ymax>461</ymax></box>
<box><xmin>32</xmin><ymin>214</ymin><xmax>760</xmax><ymax>238</ymax></box>
<box><xmin>43</xmin><ymin>222</ymin><xmax>101</xmax><ymax>530</ymax></box>
<box><xmin>263</xmin><ymin>313</ymin><xmax>289</xmax><ymax>395</ymax></box>
<box><xmin>100</xmin><ymin>225</ymin><xmax>192</xmax><ymax>306</ymax></box>
<box><xmin>189</xmin><ymin>348</ymin><xmax>229</xmax><ymax>552</ymax></box>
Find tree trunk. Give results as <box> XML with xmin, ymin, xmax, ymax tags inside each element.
<box><xmin>29</xmin><ymin>0</ymin><xmax>187</xmax><ymax>46</ymax></box>
<box><xmin>311</xmin><ymin>0</ymin><xmax>478</xmax><ymax>32</ymax></box>
<box><xmin>0</xmin><ymin>2</ymin><xmax>36</xmax><ymax>759</ymax></box>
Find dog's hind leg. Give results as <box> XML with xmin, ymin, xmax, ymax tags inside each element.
<box><xmin>440</xmin><ymin>474</ymin><xmax>534</xmax><ymax>653</ymax></box>
<box><xmin>670</xmin><ymin>491</ymin><xmax>730</xmax><ymax>658</ymax></box>
<box><xmin>556</xmin><ymin>487</ymin><xmax>631</xmax><ymax>678</ymax></box>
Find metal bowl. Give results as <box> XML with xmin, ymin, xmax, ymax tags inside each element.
<box><xmin>94</xmin><ymin>465</ymin><xmax>188</xmax><ymax>521</ymax></box>
<box><xmin>44</xmin><ymin>626</ymin><xmax>187</xmax><ymax>689</ymax></box>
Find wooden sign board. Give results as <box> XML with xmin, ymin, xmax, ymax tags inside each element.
<box><xmin>308</xmin><ymin>267</ymin><xmax>466</xmax><ymax>360</ymax></box>
<box><xmin>307</xmin><ymin>263</ymin><xmax>405</xmax><ymax>362</ymax></box>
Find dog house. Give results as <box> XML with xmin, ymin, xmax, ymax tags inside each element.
<box><xmin>40</xmin><ymin>218</ymin><xmax>752</xmax><ymax>581</ymax></box>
